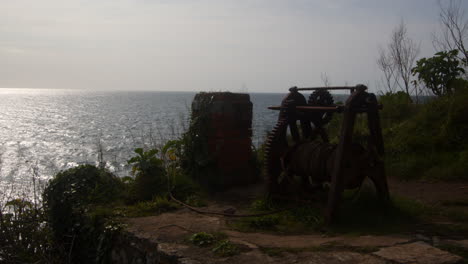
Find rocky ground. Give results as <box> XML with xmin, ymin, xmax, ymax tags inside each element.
<box><xmin>117</xmin><ymin>178</ymin><xmax>468</xmax><ymax>264</ymax></box>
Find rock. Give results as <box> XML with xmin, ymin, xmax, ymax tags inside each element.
<box><xmin>223</xmin><ymin>207</ymin><xmax>237</xmax><ymax>215</ymax></box>
<box><xmin>179</xmin><ymin>258</ymin><xmax>202</xmax><ymax>264</ymax></box>
<box><xmin>223</xmin><ymin>230</ymin><xmax>338</xmax><ymax>248</ymax></box>
<box><xmin>373</xmin><ymin>242</ymin><xmax>462</xmax><ymax>264</ymax></box>
<box><xmin>344</xmin><ymin>235</ymin><xmax>410</xmax><ymax>248</ymax></box>
<box><xmin>294</xmin><ymin>251</ymin><xmax>388</xmax><ymax>264</ymax></box>
<box><xmin>415</xmin><ymin>234</ymin><xmax>431</xmax><ymax>243</ymax></box>
<box><xmin>443</xmin><ymin>239</ymin><xmax>468</xmax><ymax>250</ymax></box>
<box><xmin>158</xmin><ymin>243</ymin><xmax>189</xmax><ymax>258</ymax></box>
<box><xmin>432</xmin><ymin>236</ymin><xmax>440</xmax><ymax>247</ymax></box>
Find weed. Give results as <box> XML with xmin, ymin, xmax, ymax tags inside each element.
<box><xmin>121</xmin><ymin>196</ymin><xmax>179</xmax><ymax>217</ymax></box>
<box><xmin>189</xmin><ymin>232</ymin><xmax>216</xmax><ymax>247</ymax></box>
<box><xmin>188</xmin><ymin>232</ymin><xmax>239</xmax><ymax>257</ymax></box>
<box><xmin>250</xmin><ymin>197</ymin><xmax>276</xmax><ymax>211</ymax></box>
<box><xmin>184</xmin><ymin>194</ymin><xmax>207</xmax><ymax>207</ymax></box>
<box><xmin>288</xmin><ymin>205</ymin><xmax>323</xmax><ymax>226</ymax></box>
<box><xmin>212</xmin><ymin>240</ymin><xmax>240</xmax><ymax>257</ymax></box>
<box><xmin>248</xmin><ymin>215</ymin><xmax>280</xmax><ymax>230</ymax></box>
<box><xmin>127</xmin><ymin>148</ymin><xmax>167</xmax><ymax>202</ymax></box>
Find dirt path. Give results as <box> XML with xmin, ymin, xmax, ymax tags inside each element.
<box><xmin>117</xmin><ymin>178</ymin><xmax>468</xmax><ymax>264</ymax></box>
<box><xmin>388</xmin><ymin>177</ymin><xmax>468</xmax><ymax>204</ymax></box>
<box><xmin>123</xmin><ymin>209</ymin><xmax>464</xmax><ymax>264</ymax></box>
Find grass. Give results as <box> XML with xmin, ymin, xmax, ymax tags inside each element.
<box><xmin>229</xmin><ymin>186</ymin><xmax>421</xmax><ymax>235</ymax></box>
<box><xmin>248</xmin><ymin>215</ymin><xmax>280</xmax><ymax>230</ymax></box>
<box><xmin>188</xmin><ymin>232</ymin><xmax>241</xmax><ymax>257</ymax></box>
<box><xmin>212</xmin><ymin>240</ymin><xmax>240</xmax><ymax>257</ymax></box>
<box><xmin>228</xmin><ymin>184</ymin><xmax>468</xmax><ymax>237</ymax></box>
<box><xmin>189</xmin><ymin>232</ymin><xmax>216</xmax><ymax>247</ymax></box>
<box><xmin>329</xmin><ymin>189</ymin><xmax>425</xmax><ymax>235</ymax></box>
<box><xmin>117</xmin><ymin>196</ymin><xmax>179</xmax><ymax>217</ymax></box>
<box><xmin>228</xmin><ymin>196</ymin><xmax>324</xmax><ymax>234</ymax></box>
<box><xmin>183</xmin><ymin>194</ymin><xmax>208</xmax><ymax>207</ymax></box>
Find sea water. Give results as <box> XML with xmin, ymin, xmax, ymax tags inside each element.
<box><xmin>0</xmin><ymin>88</ymin><xmax>348</xmax><ymax>196</ymax></box>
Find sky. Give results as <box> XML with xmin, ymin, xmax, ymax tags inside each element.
<box><xmin>1</xmin><ymin>0</ymin><xmax>467</xmax><ymax>93</ymax></box>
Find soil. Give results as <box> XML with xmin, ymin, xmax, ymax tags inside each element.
<box><xmin>388</xmin><ymin>177</ymin><xmax>468</xmax><ymax>205</ymax></box>
<box><xmin>122</xmin><ymin>177</ymin><xmax>468</xmax><ymax>264</ymax></box>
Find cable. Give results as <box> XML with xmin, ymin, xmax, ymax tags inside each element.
<box><xmin>169</xmin><ymin>192</ymin><xmax>293</xmax><ymax>218</ymax></box>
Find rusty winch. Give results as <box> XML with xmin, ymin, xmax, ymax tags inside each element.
<box><xmin>264</xmin><ymin>85</ymin><xmax>390</xmax><ymax>223</ymax></box>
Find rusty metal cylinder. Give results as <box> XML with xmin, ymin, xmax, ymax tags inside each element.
<box><xmin>283</xmin><ymin>141</ymin><xmax>368</xmax><ymax>189</ymax></box>
<box><xmin>191</xmin><ymin>92</ymin><xmax>254</xmax><ymax>189</ymax></box>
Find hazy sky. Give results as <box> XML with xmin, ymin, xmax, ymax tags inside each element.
<box><xmin>1</xmin><ymin>0</ymin><xmax>467</xmax><ymax>93</ymax></box>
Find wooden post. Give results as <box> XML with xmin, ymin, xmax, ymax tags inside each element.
<box><xmin>366</xmin><ymin>94</ymin><xmax>390</xmax><ymax>203</ymax></box>
<box><xmin>325</xmin><ymin>87</ymin><xmax>365</xmax><ymax>224</ymax></box>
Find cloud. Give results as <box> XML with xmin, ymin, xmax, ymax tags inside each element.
<box><xmin>0</xmin><ymin>0</ymin><xmax>448</xmax><ymax>92</ymax></box>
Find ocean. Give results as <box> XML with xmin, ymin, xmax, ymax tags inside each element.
<box><xmin>0</xmin><ymin>88</ymin><xmax>349</xmax><ymax>194</ymax></box>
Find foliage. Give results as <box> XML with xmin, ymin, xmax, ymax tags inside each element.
<box><xmin>178</xmin><ymin>94</ymin><xmax>218</xmax><ymax>190</ymax></box>
<box><xmin>248</xmin><ymin>215</ymin><xmax>280</xmax><ymax>230</ymax></box>
<box><xmin>124</xmin><ymin>142</ymin><xmax>203</xmax><ymax>207</ymax></box>
<box><xmin>231</xmin><ymin>199</ymin><xmax>323</xmax><ymax>233</ymax></box>
<box><xmin>289</xmin><ymin>205</ymin><xmax>322</xmax><ymax>226</ymax></box>
<box><xmin>412</xmin><ymin>50</ymin><xmax>465</xmax><ymax>96</ymax></box>
<box><xmin>3</xmin><ymin>141</ymin><xmax>204</xmax><ymax>264</ymax></box>
<box><xmin>121</xmin><ymin>196</ymin><xmax>179</xmax><ymax>217</ymax></box>
<box><xmin>95</xmin><ymin>219</ymin><xmax>126</xmax><ymax>263</ymax></box>
<box><xmin>251</xmin><ymin>143</ymin><xmax>265</xmax><ymax>183</ymax></box>
<box><xmin>189</xmin><ymin>232</ymin><xmax>216</xmax><ymax>247</ymax></box>
<box><xmin>127</xmin><ymin>148</ymin><xmax>167</xmax><ymax>202</ymax></box>
<box><xmin>183</xmin><ymin>194</ymin><xmax>207</xmax><ymax>207</ymax></box>
<box><xmin>327</xmin><ymin>112</ymin><xmax>369</xmax><ymax>146</ymax></box>
<box><xmin>250</xmin><ymin>197</ymin><xmax>276</xmax><ymax>212</ymax></box>
<box><xmin>379</xmin><ymin>91</ymin><xmax>414</xmax><ymax>127</ymax></box>
<box><xmin>0</xmin><ymin>198</ymin><xmax>61</xmax><ymax>263</ymax></box>
<box><xmin>160</xmin><ymin>140</ymin><xmax>205</xmax><ymax>202</ymax></box>
<box><xmin>42</xmin><ymin>165</ymin><xmax>124</xmax><ymax>263</ymax></box>
<box><xmin>189</xmin><ymin>232</ymin><xmax>239</xmax><ymax>257</ymax></box>
<box><xmin>212</xmin><ymin>240</ymin><xmax>240</xmax><ymax>257</ymax></box>
<box><xmin>326</xmin><ymin>83</ymin><xmax>467</xmax><ymax>181</ymax></box>
<box><xmin>385</xmin><ymin>84</ymin><xmax>468</xmax><ymax>180</ymax></box>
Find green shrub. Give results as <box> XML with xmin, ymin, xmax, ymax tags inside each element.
<box><xmin>412</xmin><ymin>49</ymin><xmax>465</xmax><ymax>96</ymax></box>
<box><xmin>385</xmin><ymin>84</ymin><xmax>468</xmax><ymax>180</ymax></box>
<box><xmin>169</xmin><ymin>169</ymin><xmax>202</xmax><ymax>202</ymax></box>
<box><xmin>379</xmin><ymin>91</ymin><xmax>415</xmax><ymax>128</ymax></box>
<box><xmin>128</xmin><ymin>148</ymin><xmax>167</xmax><ymax>202</ymax></box>
<box><xmin>43</xmin><ymin>165</ymin><xmax>124</xmax><ymax>263</ymax></box>
<box><xmin>0</xmin><ymin>198</ymin><xmax>61</xmax><ymax>263</ymax></box>
<box><xmin>179</xmin><ymin>95</ymin><xmax>218</xmax><ymax>190</ymax></box>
